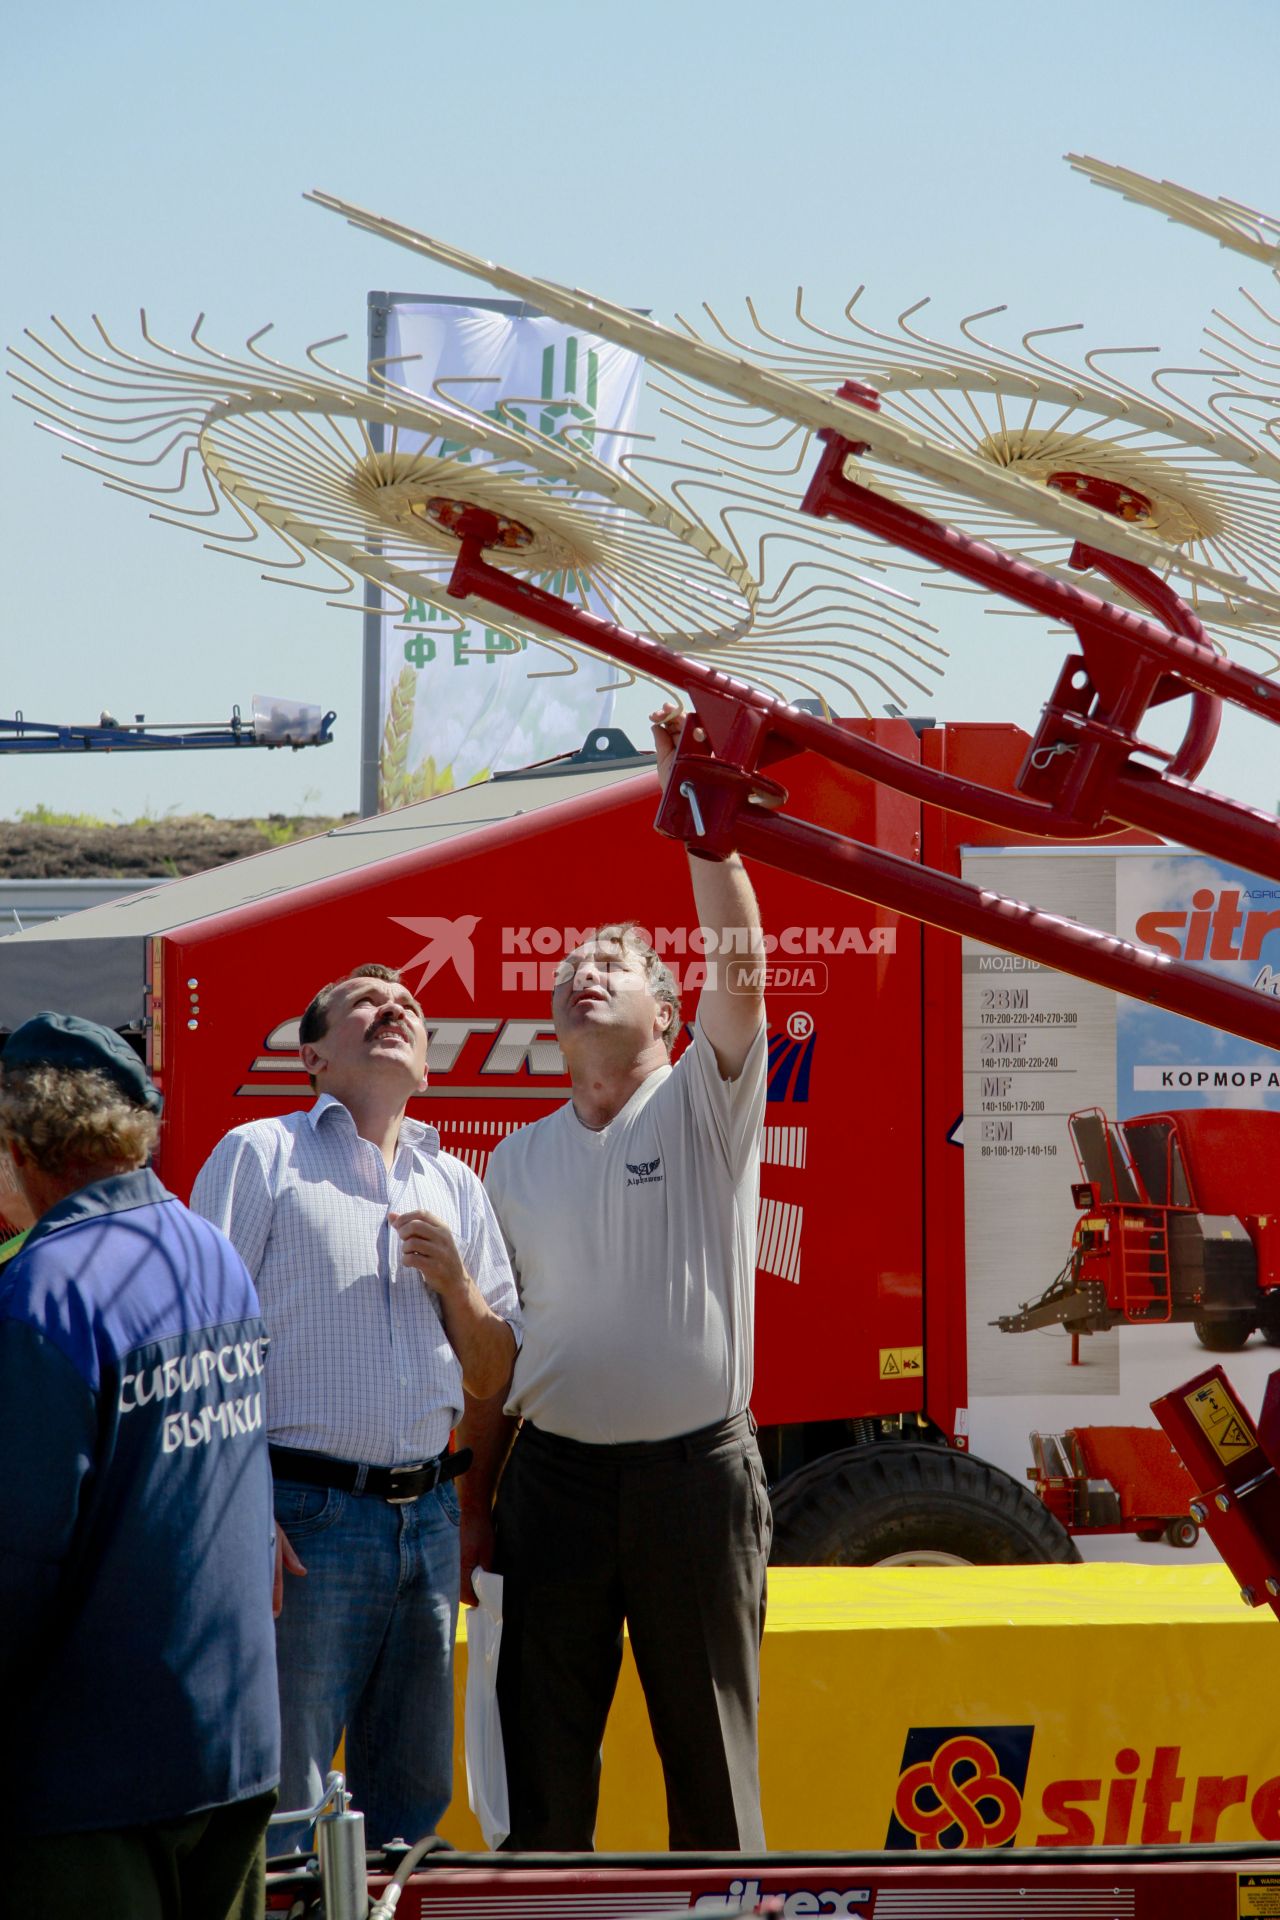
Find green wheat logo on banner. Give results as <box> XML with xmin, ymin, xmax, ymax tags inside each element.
<box><xmin>376</xmin><ymin>306</ymin><xmax>643</xmax><ymax>813</ymax></box>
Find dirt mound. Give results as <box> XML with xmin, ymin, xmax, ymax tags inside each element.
<box><xmin>0</xmin><ymin>815</ymin><xmax>354</xmax><ymax>879</ymax></box>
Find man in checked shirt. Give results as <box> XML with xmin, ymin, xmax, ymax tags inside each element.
<box><xmin>192</xmin><ymin>963</ymin><xmax>520</xmax><ymax>1852</ymax></box>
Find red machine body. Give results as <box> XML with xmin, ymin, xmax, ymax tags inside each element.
<box><xmin>262</xmin><ymin>1844</ymin><xmax>1280</xmax><ymax>1918</ymax></box>
<box><xmin>1029</xmin><ymin>1426</ymin><xmax>1200</xmax><ymax>1545</ymax></box>
<box><xmin>1173</xmin><ymin>1110</ymin><xmax>1280</xmax><ymax>1218</ymax></box>
<box><xmin>11</xmin><ymin>375</ymin><xmax>1277</xmax><ymax>1556</ymax></box>
<box><xmin>1152</xmin><ymin>1366</ymin><xmax>1280</xmax><ymax>1614</ymax></box>
<box><xmin>148</xmin><ymin>721</ymin><xmax>1146</xmax><ymax>1447</ymax></box>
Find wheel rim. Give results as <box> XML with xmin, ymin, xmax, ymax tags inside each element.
<box><xmin>872</xmin><ymin>1549</ymin><xmax>974</xmax><ymax>1567</ymax></box>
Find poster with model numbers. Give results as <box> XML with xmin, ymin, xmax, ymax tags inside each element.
<box><xmin>961</xmin><ymin>849</ymin><xmax>1120</xmax><ymax>1401</ymax></box>
<box><xmin>1108</xmin><ymin>852</ymin><xmax>1280</xmax><ymax>1443</ymax></box>
<box><xmin>961</xmin><ymin>846</ymin><xmax>1280</xmax><ymax>1561</ymax></box>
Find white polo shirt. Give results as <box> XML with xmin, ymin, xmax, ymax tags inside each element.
<box><xmin>485</xmin><ymin>1014</ymin><xmax>767</xmax><ymax>1445</ymax></box>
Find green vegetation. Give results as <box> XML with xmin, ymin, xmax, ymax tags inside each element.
<box><xmin>10</xmin><ymin>806</ymin><xmax>345</xmax><ymax>838</ymax></box>
<box><xmin>13</xmin><ymin>803</ymin><xmax>191</xmax><ymax>829</ymax></box>
<box><xmin>251</xmin><ymin>817</ymin><xmax>319</xmax><ymax>847</ymax></box>
<box><xmin>14</xmin><ymin>803</ymin><xmax>113</xmax><ymax>828</ymax></box>
<box><xmin>0</xmin><ymin>808</ymin><xmax>357</xmax><ymax>880</ymax></box>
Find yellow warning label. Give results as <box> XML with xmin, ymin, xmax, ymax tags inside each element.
<box><xmin>1185</xmin><ymin>1379</ymin><xmax>1259</xmax><ymax>1465</ymax></box>
<box><xmin>880</xmin><ymin>1347</ymin><xmax>923</xmax><ymax>1381</ymax></box>
<box><xmin>1238</xmin><ymin>1872</ymin><xmax>1280</xmax><ymax>1917</ymax></box>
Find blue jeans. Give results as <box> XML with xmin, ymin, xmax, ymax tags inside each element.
<box><xmin>271</xmin><ymin>1476</ymin><xmax>460</xmax><ymax>1852</ymax></box>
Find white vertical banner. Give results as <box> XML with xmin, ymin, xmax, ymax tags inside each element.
<box><xmin>373</xmin><ymin>301</ymin><xmax>645</xmax><ymax>811</ymax></box>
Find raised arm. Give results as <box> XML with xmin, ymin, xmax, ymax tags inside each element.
<box><xmin>652</xmin><ymin>704</ymin><xmax>766</xmax><ymax>1079</ymax></box>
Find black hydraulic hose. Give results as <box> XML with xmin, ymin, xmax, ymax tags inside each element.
<box><xmin>368</xmin><ymin>1834</ymin><xmax>452</xmax><ymax>1917</ymax></box>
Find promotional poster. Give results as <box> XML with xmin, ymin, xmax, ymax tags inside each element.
<box><xmin>370</xmin><ymin>300</ymin><xmax>645</xmax><ymax>811</ymax></box>
<box><xmin>962</xmin><ymin>847</ymin><xmax>1280</xmax><ymax>1557</ymax></box>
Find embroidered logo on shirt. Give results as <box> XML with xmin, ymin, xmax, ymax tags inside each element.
<box><xmin>625</xmin><ymin>1156</ymin><xmax>663</xmax><ymax>1187</ymax></box>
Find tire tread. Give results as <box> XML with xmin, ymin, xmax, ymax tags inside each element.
<box><xmin>769</xmin><ymin>1442</ymin><xmax>1081</xmax><ymax>1566</ymax></box>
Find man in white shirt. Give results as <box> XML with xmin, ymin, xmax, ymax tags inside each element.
<box><xmin>465</xmin><ymin>707</ymin><xmax>770</xmax><ymax>1851</ymax></box>
<box><xmin>193</xmin><ymin>964</ymin><xmax>521</xmax><ymax>1851</ymax></box>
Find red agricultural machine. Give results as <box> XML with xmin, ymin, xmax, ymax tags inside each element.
<box><xmin>1028</xmin><ymin>1426</ymin><xmax>1200</xmax><ymax>1548</ymax></box>
<box><xmin>999</xmin><ymin>1107</ymin><xmax>1280</xmax><ymax>1350</ymax></box>
<box><xmin>10</xmin><ymin>213</ymin><xmax>1280</xmax><ymax>1569</ymax></box>
<box><xmin>15</xmin><ymin>160</ymin><xmax>1280</xmax><ymax>1909</ymax></box>
<box><xmin>0</xmin><ymin>714</ymin><xmax>1266</xmax><ymax>1567</ymax></box>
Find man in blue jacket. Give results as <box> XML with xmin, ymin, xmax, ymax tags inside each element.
<box><xmin>0</xmin><ymin>1013</ymin><xmax>280</xmax><ymax>1918</ymax></box>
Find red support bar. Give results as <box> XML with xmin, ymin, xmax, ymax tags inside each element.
<box><xmin>1108</xmin><ymin>762</ymin><xmax>1280</xmax><ymax>881</ymax></box>
<box><xmin>448</xmin><ymin>544</ymin><xmax>1115</xmax><ymax>840</ymax></box>
<box><xmin>1075</xmin><ymin>546</ymin><xmax>1221</xmax><ymax>783</ymax></box>
<box><xmin>798</xmin><ymin>442</ymin><xmax>1280</xmax><ymax>870</ymax></box>
<box><xmin>801</xmin><ymin>452</ymin><xmax>1280</xmax><ymax>728</ymax></box>
<box><xmin>1152</xmin><ymin>1368</ymin><xmax>1280</xmax><ymax>1617</ymax></box>
<box><xmin>721</xmin><ymin>802</ymin><xmax>1280</xmax><ymax>1052</ymax></box>
<box><xmin>445</xmin><ymin>539</ymin><xmax>1280</xmax><ymax>1050</ymax></box>
<box><xmin>448</xmin><ymin>538</ymin><xmax>1280</xmax><ymax>885</ymax></box>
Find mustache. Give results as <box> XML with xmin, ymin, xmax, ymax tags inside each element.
<box><xmin>366</xmin><ymin>1010</ymin><xmax>410</xmax><ymax>1039</ymax></box>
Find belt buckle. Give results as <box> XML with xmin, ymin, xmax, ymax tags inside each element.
<box><xmin>386</xmin><ymin>1460</ymin><xmax>437</xmax><ymax>1505</ymax></box>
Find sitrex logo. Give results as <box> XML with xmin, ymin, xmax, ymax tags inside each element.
<box><xmin>1135</xmin><ymin>887</ymin><xmax>1280</xmax><ymax>995</ymax></box>
<box><xmin>693</xmin><ymin>1883</ymin><xmax>869</xmax><ymax>1914</ymax></box>
<box><xmin>887</xmin><ymin>1727</ymin><xmax>1030</xmax><ymax>1850</ymax></box>
<box><xmin>887</xmin><ymin>1727</ymin><xmax>1280</xmax><ymax>1849</ymax></box>
<box><xmin>235</xmin><ymin>917</ymin><xmax>833</xmax><ymax>1099</ymax></box>
<box><xmin>239</xmin><ymin>1007</ymin><xmax>816</xmax><ymax>1105</ymax></box>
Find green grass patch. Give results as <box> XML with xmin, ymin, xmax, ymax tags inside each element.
<box><xmin>14</xmin><ymin>803</ymin><xmax>112</xmax><ymax>828</ymax></box>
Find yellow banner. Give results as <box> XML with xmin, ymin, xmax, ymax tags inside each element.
<box><xmin>438</xmin><ymin>1564</ymin><xmax>1280</xmax><ymax>1852</ymax></box>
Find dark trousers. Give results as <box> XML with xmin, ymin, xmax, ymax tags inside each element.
<box><xmin>6</xmin><ymin>1790</ymin><xmax>276</xmax><ymax>1920</ymax></box>
<box><xmin>494</xmin><ymin>1411</ymin><xmax>771</xmax><ymax>1851</ymax></box>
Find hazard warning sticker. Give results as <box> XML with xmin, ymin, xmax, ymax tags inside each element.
<box><xmin>880</xmin><ymin>1347</ymin><xmax>923</xmax><ymax>1381</ymax></box>
<box><xmin>1184</xmin><ymin>1379</ymin><xmax>1259</xmax><ymax>1465</ymax></box>
<box><xmin>1239</xmin><ymin>1872</ymin><xmax>1280</xmax><ymax>1917</ymax></box>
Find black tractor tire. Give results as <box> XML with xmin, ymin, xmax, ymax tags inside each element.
<box><xmin>1194</xmin><ymin>1313</ymin><xmax>1255</xmax><ymax>1352</ymax></box>
<box><xmin>768</xmin><ymin>1442</ymin><xmax>1081</xmax><ymax>1567</ymax></box>
<box><xmin>1259</xmin><ymin>1299</ymin><xmax>1280</xmax><ymax>1347</ymax></box>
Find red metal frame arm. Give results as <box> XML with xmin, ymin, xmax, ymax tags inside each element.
<box><xmin>800</xmin><ymin>436</ymin><xmax>1280</xmax><ymax>729</ymax></box>
<box><xmin>722</xmin><ymin>805</ymin><xmax>1280</xmax><ymax>1052</ymax></box>
<box><xmin>448</xmin><ymin>543</ymin><xmax>1113</xmax><ymax>840</ymax></box>
<box><xmin>1107</xmin><ymin>761</ymin><xmax>1280</xmax><ymax>880</ymax></box>
<box><xmin>446</xmin><ymin>537</ymin><xmax>1280</xmax><ymax>1051</ymax></box>
<box><xmin>449</xmin><ymin>536</ymin><xmax>1280</xmax><ymax>886</ymax></box>
<box><xmin>1075</xmin><ymin>547</ymin><xmax>1221</xmax><ymax>782</ymax></box>
<box><xmin>799</xmin><ymin>415</ymin><xmax>1280</xmax><ymax>869</ymax></box>
<box><xmin>1153</xmin><ymin>1368</ymin><xmax>1280</xmax><ymax>1621</ymax></box>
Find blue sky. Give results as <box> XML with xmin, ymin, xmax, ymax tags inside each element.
<box><xmin>3</xmin><ymin>0</ymin><xmax>1280</xmax><ymax>822</ymax></box>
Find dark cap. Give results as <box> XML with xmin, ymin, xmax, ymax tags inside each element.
<box><xmin>4</xmin><ymin>1012</ymin><xmax>162</xmax><ymax>1113</ymax></box>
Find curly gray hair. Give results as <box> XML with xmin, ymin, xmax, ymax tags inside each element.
<box><xmin>0</xmin><ymin>1063</ymin><xmax>159</xmax><ymax>1178</ymax></box>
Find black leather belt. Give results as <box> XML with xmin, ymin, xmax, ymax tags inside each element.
<box><xmin>269</xmin><ymin>1444</ymin><xmax>473</xmax><ymax>1505</ymax></box>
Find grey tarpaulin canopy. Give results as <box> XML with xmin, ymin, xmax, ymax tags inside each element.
<box><xmin>0</xmin><ymin>749</ymin><xmax>646</xmax><ymax>1036</ymax></box>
